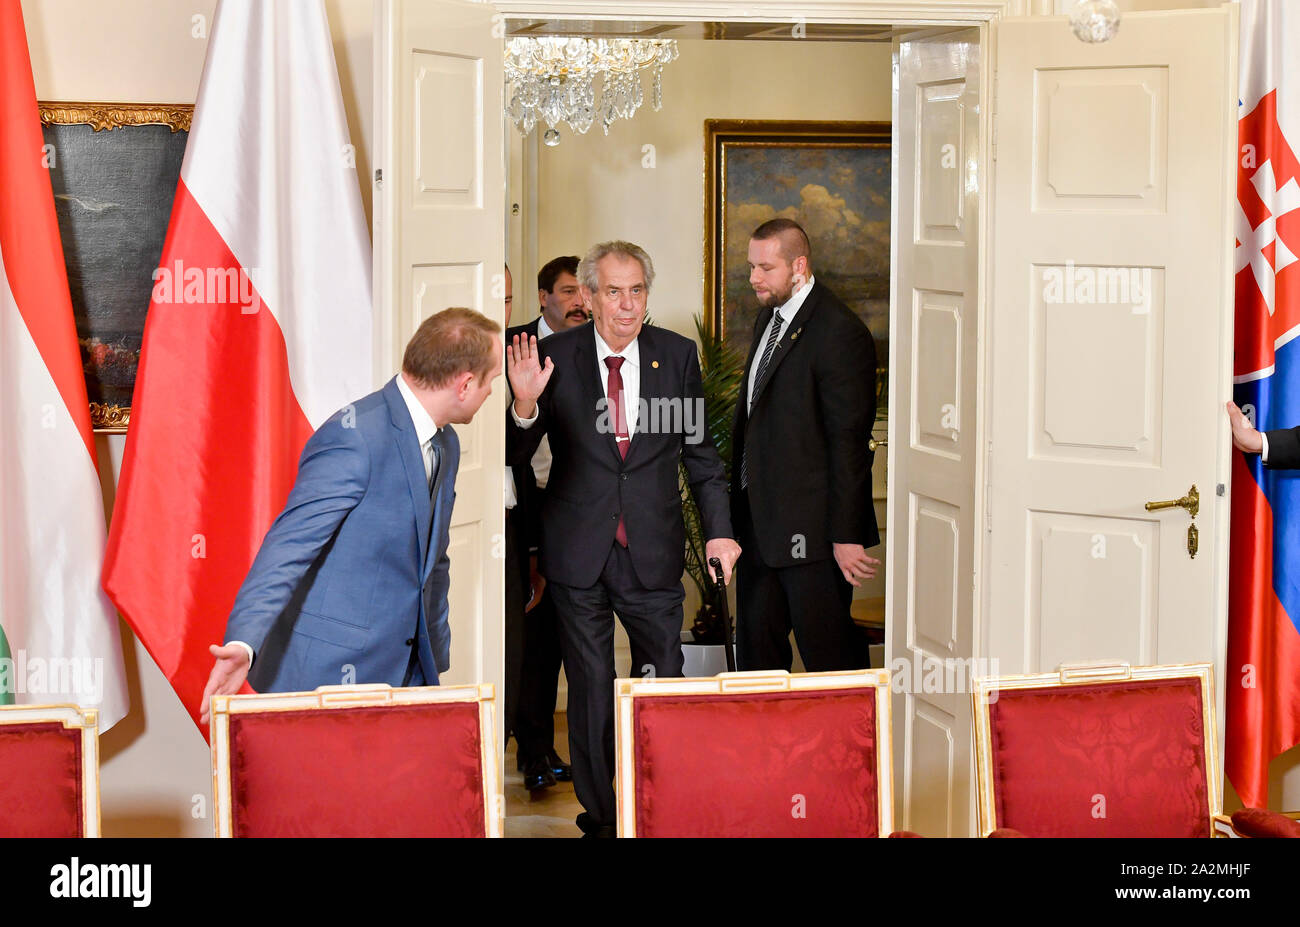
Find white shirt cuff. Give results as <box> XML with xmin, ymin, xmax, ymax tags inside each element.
<box><xmin>1261</xmin><ymin>432</ymin><xmax>1270</xmax><ymax>463</ymax></box>
<box><xmin>229</xmin><ymin>640</ymin><xmax>254</xmax><ymax>668</ymax></box>
<box><xmin>510</xmin><ymin>402</ymin><xmax>539</xmax><ymax>428</ymax></box>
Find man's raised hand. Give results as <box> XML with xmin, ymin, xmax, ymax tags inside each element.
<box><xmin>507</xmin><ymin>333</ymin><xmax>554</xmax><ymax>419</ymax></box>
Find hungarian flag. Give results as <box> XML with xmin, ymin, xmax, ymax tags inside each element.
<box><xmin>102</xmin><ymin>0</ymin><xmax>372</xmax><ymax>732</ymax></box>
<box><xmin>0</xmin><ymin>0</ymin><xmax>128</xmax><ymax>726</ymax></box>
<box><xmin>1227</xmin><ymin>0</ymin><xmax>1300</xmax><ymax>808</ymax></box>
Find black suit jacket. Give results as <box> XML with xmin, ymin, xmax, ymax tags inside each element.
<box><xmin>507</xmin><ymin>322</ymin><xmax>732</xmax><ymax>589</ymax></box>
<box><xmin>731</xmin><ymin>281</ymin><xmax>880</xmax><ymax>568</ymax></box>
<box><xmin>506</xmin><ymin>317</ymin><xmax>545</xmax><ymax>551</ymax></box>
<box><xmin>1266</xmin><ymin>426</ymin><xmax>1300</xmax><ymax>469</ymax></box>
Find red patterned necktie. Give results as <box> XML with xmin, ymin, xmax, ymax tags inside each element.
<box><xmin>605</xmin><ymin>356</ymin><xmax>629</xmax><ymax>547</ymax></box>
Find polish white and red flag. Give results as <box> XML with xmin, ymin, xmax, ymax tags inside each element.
<box><xmin>0</xmin><ymin>0</ymin><xmax>127</xmax><ymax>726</ymax></box>
<box><xmin>102</xmin><ymin>0</ymin><xmax>372</xmax><ymax>733</ymax></box>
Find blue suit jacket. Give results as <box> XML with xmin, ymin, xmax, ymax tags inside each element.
<box><xmin>224</xmin><ymin>377</ymin><xmax>457</xmax><ymax>692</ymax></box>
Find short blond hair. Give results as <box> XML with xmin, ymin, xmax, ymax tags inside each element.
<box><xmin>402</xmin><ymin>307</ymin><xmax>501</xmax><ymax>388</ymax></box>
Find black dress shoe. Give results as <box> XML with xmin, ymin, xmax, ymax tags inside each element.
<box><xmin>547</xmin><ymin>750</ymin><xmax>573</xmax><ymax>782</ymax></box>
<box><xmin>576</xmin><ymin>811</ymin><xmax>614</xmax><ymax>836</ymax></box>
<box><xmin>523</xmin><ymin>756</ymin><xmax>557</xmax><ymax>792</ymax></box>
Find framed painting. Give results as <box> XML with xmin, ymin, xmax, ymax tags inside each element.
<box><xmin>704</xmin><ymin>119</ymin><xmax>891</xmax><ymax>416</ymax></box>
<box><xmin>39</xmin><ymin>102</ymin><xmax>193</xmax><ymax>432</ymax></box>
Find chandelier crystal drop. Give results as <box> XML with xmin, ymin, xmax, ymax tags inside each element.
<box><xmin>505</xmin><ymin>37</ymin><xmax>678</xmax><ymax>142</ymax></box>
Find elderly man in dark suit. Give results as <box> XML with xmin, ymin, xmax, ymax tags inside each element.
<box><xmin>507</xmin><ymin>241</ymin><xmax>741</xmax><ymax>837</ymax></box>
<box><xmin>730</xmin><ymin>218</ymin><xmax>881</xmax><ymax>674</ymax></box>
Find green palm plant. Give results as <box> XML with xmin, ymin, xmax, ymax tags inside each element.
<box><xmin>681</xmin><ymin>313</ymin><xmax>746</xmax><ymax>643</ymax></box>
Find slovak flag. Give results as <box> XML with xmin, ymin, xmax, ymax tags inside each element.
<box><xmin>102</xmin><ymin>0</ymin><xmax>372</xmax><ymax>733</ymax></box>
<box><xmin>1227</xmin><ymin>0</ymin><xmax>1300</xmax><ymax>809</ymax></box>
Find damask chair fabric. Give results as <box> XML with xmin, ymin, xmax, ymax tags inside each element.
<box><xmin>0</xmin><ymin>706</ymin><xmax>99</xmax><ymax>837</ymax></box>
<box><xmin>616</xmin><ymin>671</ymin><xmax>892</xmax><ymax>837</ymax></box>
<box><xmin>974</xmin><ymin>665</ymin><xmax>1217</xmax><ymax>838</ymax></box>
<box><xmin>211</xmin><ymin>684</ymin><xmax>500</xmax><ymax>837</ymax></box>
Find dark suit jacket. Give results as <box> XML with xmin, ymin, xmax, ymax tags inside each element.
<box><xmin>731</xmin><ymin>281</ymin><xmax>880</xmax><ymax>568</ymax></box>
<box><xmin>506</xmin><ymin>317</ymin><xmax>545</xmax><ymax>552</ymax></box>
<box><xmin>1266</xmin><ymin>426</ymin><xmax>1300</xmax><ymax>469</ymax></box>
<box><xmin>226</xmin><ymin>377</ymin><xmax>457</xmax><ymax>691</ymax></box>
<box><xmin>507</xmin><ymin>322</ymin><xmax>732</xmax><ymax>590</ymax></box>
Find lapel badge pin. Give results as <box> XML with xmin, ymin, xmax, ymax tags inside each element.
<box><xmin>652</xmin><ymin>360</ymin><xmax>659</xmax><ymax>368</ymax></box>
<box><xmin>791</xmin><ymin>329</ymin><xmax>800</xmax><ymax>341</ymax></box>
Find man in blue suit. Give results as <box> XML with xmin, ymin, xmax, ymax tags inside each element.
<box><xmin>198</xmin><ymin>308</ymin><xmax>503</xmax><ymax>722</ymax></box>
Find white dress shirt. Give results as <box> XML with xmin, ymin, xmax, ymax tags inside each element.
<box><xmin>1262</xmin><ymin>432</ymin><xmax>1271</xmax><ymax>463</ymax></box>
<box><xmin>396</xmin><ymin>372</ymin><xmax>441</xmax><ymax>485</ymax></box>
<box><xmin>512</xmin><ymin>327</ymin><xmax>642</xmax><ymax>436</ymax></box>
<box><xmin>747</xmin><ymin>275</ymin><xmax>815</xmax><ymax>413</ymax></box>
<box><xmin>231</xmin><ymin>376</ymin><xmax>439</xmax><ymax>668</ymax></box>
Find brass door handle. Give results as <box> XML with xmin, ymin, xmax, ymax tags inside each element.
<box><xmin>1144</xmin><ymin>484</ymin><xmax>1199</xmax><ymax>518</ymax></box>
<box><xmin>869</xmin><ymin>437</ymin><xmax>888</xmax><ymax>452</ymax></box>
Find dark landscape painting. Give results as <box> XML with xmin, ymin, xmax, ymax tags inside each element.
<box><xmin>42</xmin><ymin>116</ymin><xmax>187</xmax><ymax>429</ymax></box>
<box><xmin>707</xmin><ymin>121</ymin><xmax>890</xmax><ymax>416</ymax></box>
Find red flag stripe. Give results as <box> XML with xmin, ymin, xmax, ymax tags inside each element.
<box><xmin>102</xmin><ymin>177</ymin><xmax>312</xmax><ymax>727</ymax></box>
<box><xmin>0</xmin><ymin>0</ymin><xmax>95</xmax><ymax>461</ymax></box>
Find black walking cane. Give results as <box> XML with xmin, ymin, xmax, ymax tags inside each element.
<box><xmin>708</xmin><ymin>557</ymin><xmax>736</xmax><ymax>672</ymax></box>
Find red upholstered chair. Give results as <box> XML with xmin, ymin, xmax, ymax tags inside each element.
<box><xmin>614</xmin><ymin>669</ymin><xmax>892</xmax><ymax>837</ymax></box>
<box><xmin>972</xmin><ymin>662</ymin><xmax>1220</xmax><ymax>837</ymax></box>
<box><xmin>211</xmin><ymin>683</ymin><xmax>501</xmax><ymax>837</ymax></box>
<box><xmin>0</xmin><ymin>704</ymin><xmax>100</xmax><ymax>837</ymax></box>
<box><xmin>1212</xmin><ymin>809</ymin><xmax>1300</xmax><ymax>838</ymax></box>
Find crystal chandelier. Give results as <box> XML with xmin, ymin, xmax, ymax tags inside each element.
<box><xmin>505</xmin><ymin>37</ymin><xmax>679</xmax><ymax>145</ymax></box>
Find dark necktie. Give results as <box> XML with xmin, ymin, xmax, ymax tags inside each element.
<box><xmin>605</xmin><ymin>356</ymin><xmax>629</xmax><ymax>547</ymax></box>
<box><xmin>740</xmin><ymin>308</ymin><xmax>783</xmax><ymax>489</ymax></box>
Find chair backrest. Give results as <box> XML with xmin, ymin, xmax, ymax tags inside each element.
<box><xmin>615</xmin><ymin>669</ymin><xmax>892</xmax><ymax>837</ymax></box>
<box><xmin>0</xmin><ymin>704</ymin><xmax>100</xmax><ymax>837</ymax></box>
<box><xmin>972</xmin><ymin>662</ymin><xmax>1218</xmax><ymax>837</ymax></box>
<box><xmin>211</xmin><ymin>684</ymin><xmax>501</xmax><ymax>837</ymax></box>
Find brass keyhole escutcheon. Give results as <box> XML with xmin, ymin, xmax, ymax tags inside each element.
<box><xmin>1145</xmin><ymin>484</ymin><xmax>1199</xmax><ymax>560</ymax></box>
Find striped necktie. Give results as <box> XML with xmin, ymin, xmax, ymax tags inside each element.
<box><xmin>740</xmin><ymin>308</ymin><xmax>782</xmax><ymax>489</ymax></box>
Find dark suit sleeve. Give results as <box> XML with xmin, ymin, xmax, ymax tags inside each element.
<box><xmin>681</xmin><ymin>345</ymin><xmax>734</xmax><ymax>540</ymax></box>
<box><xmin>1265</xmin><ymin>426</ymin><xmax>1300</xmax><ymax>470</ymax></box>
<box><xmin>224</xmin><ymin>420</ymin><xmax>370</xmax><ymax>654</ymax></box>
<box><xmin>817</xmin><ymin>318</ymin><xmax>877</xmax><ymax>545</ymax></box>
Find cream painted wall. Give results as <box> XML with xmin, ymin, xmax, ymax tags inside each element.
<box><xmin>22</xmin><ymin>0</ymin><xmax>374</xmax><ymax>837</ymax></box>
<box><xmin>532</xmin><ymin>38</ymin><xmax>893</xmax><ymax>342</ymax></box>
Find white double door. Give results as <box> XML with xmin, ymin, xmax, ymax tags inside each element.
<box><xmin>890</xmin><ymin>8</ymin><xmax>1237</xmax><ymax>835</ymax></box>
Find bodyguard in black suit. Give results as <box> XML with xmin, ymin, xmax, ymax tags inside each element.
<box><xmin>504</xmin><ymin>256</ymin><xmax>586</xmax><ymax>791</ymax></box>
<box><xmin>731</xmin><ymin>218</ymin><xmax>881</xmax><ymax>673</ymax></box>
<box><xmin>507</xmin><ymin>241</ymin><xmax>740</xmax><ymax>836</ymax></box>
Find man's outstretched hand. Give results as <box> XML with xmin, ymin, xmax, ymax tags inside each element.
<box><xmin>199</xmin><ymin>643</ymin><xmax>251</xmax><ymax>726</ymax></box>
<box><xmin>1227</xmin><ymin>401</ymin><xmax>1264</xmax><ymax>454</ymax></box>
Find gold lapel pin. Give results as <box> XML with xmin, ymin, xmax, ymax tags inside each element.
<box><xmin>791</xmin><ymin>330</ymin><xmax>800</xmax><ymax>341</ymax></box>
<box><xmin>651</xmin><ymin>360</ymin><xmax>659</xmax><ymax>368</ymax></box>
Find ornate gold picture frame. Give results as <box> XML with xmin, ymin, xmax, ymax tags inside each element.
<box><xmin>39</xmin><ymin>102</ymin><xmax>193</xmax><ymax>433</ymax></box>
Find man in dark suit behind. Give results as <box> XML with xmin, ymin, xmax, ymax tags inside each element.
<box><xmin>731</xmin><ymin>218</ymin><xmax>881</xmax><ymax>673</ymax></box>
<box><xmin>504</xmin><ymin>255</ymin><xmax>587</xmax><ymax>791</ymax></box>
<box><xmin>507</xmin><ymin>241</ymin><xmax>741</xmax><ymax>837</ymax></box>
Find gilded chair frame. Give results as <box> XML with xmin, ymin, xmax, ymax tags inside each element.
<box><xmin>0</xmin><ymin>703</ymin><xmax>101</xmax><ymax>837</ymax></box>
<box><xmin>615</xmin><ymin>668</ymin><xmax>893</xmax><ymax>837</ymax></box>
<box><xmin>210</xmin><ymin>683</ymin><xmax>502</xmax><ymax>837</ymax></box>
<box><xmin>971</xmin><ymin>662</ymin><xmax>1220</xmax><ymax>838</ymax></box>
